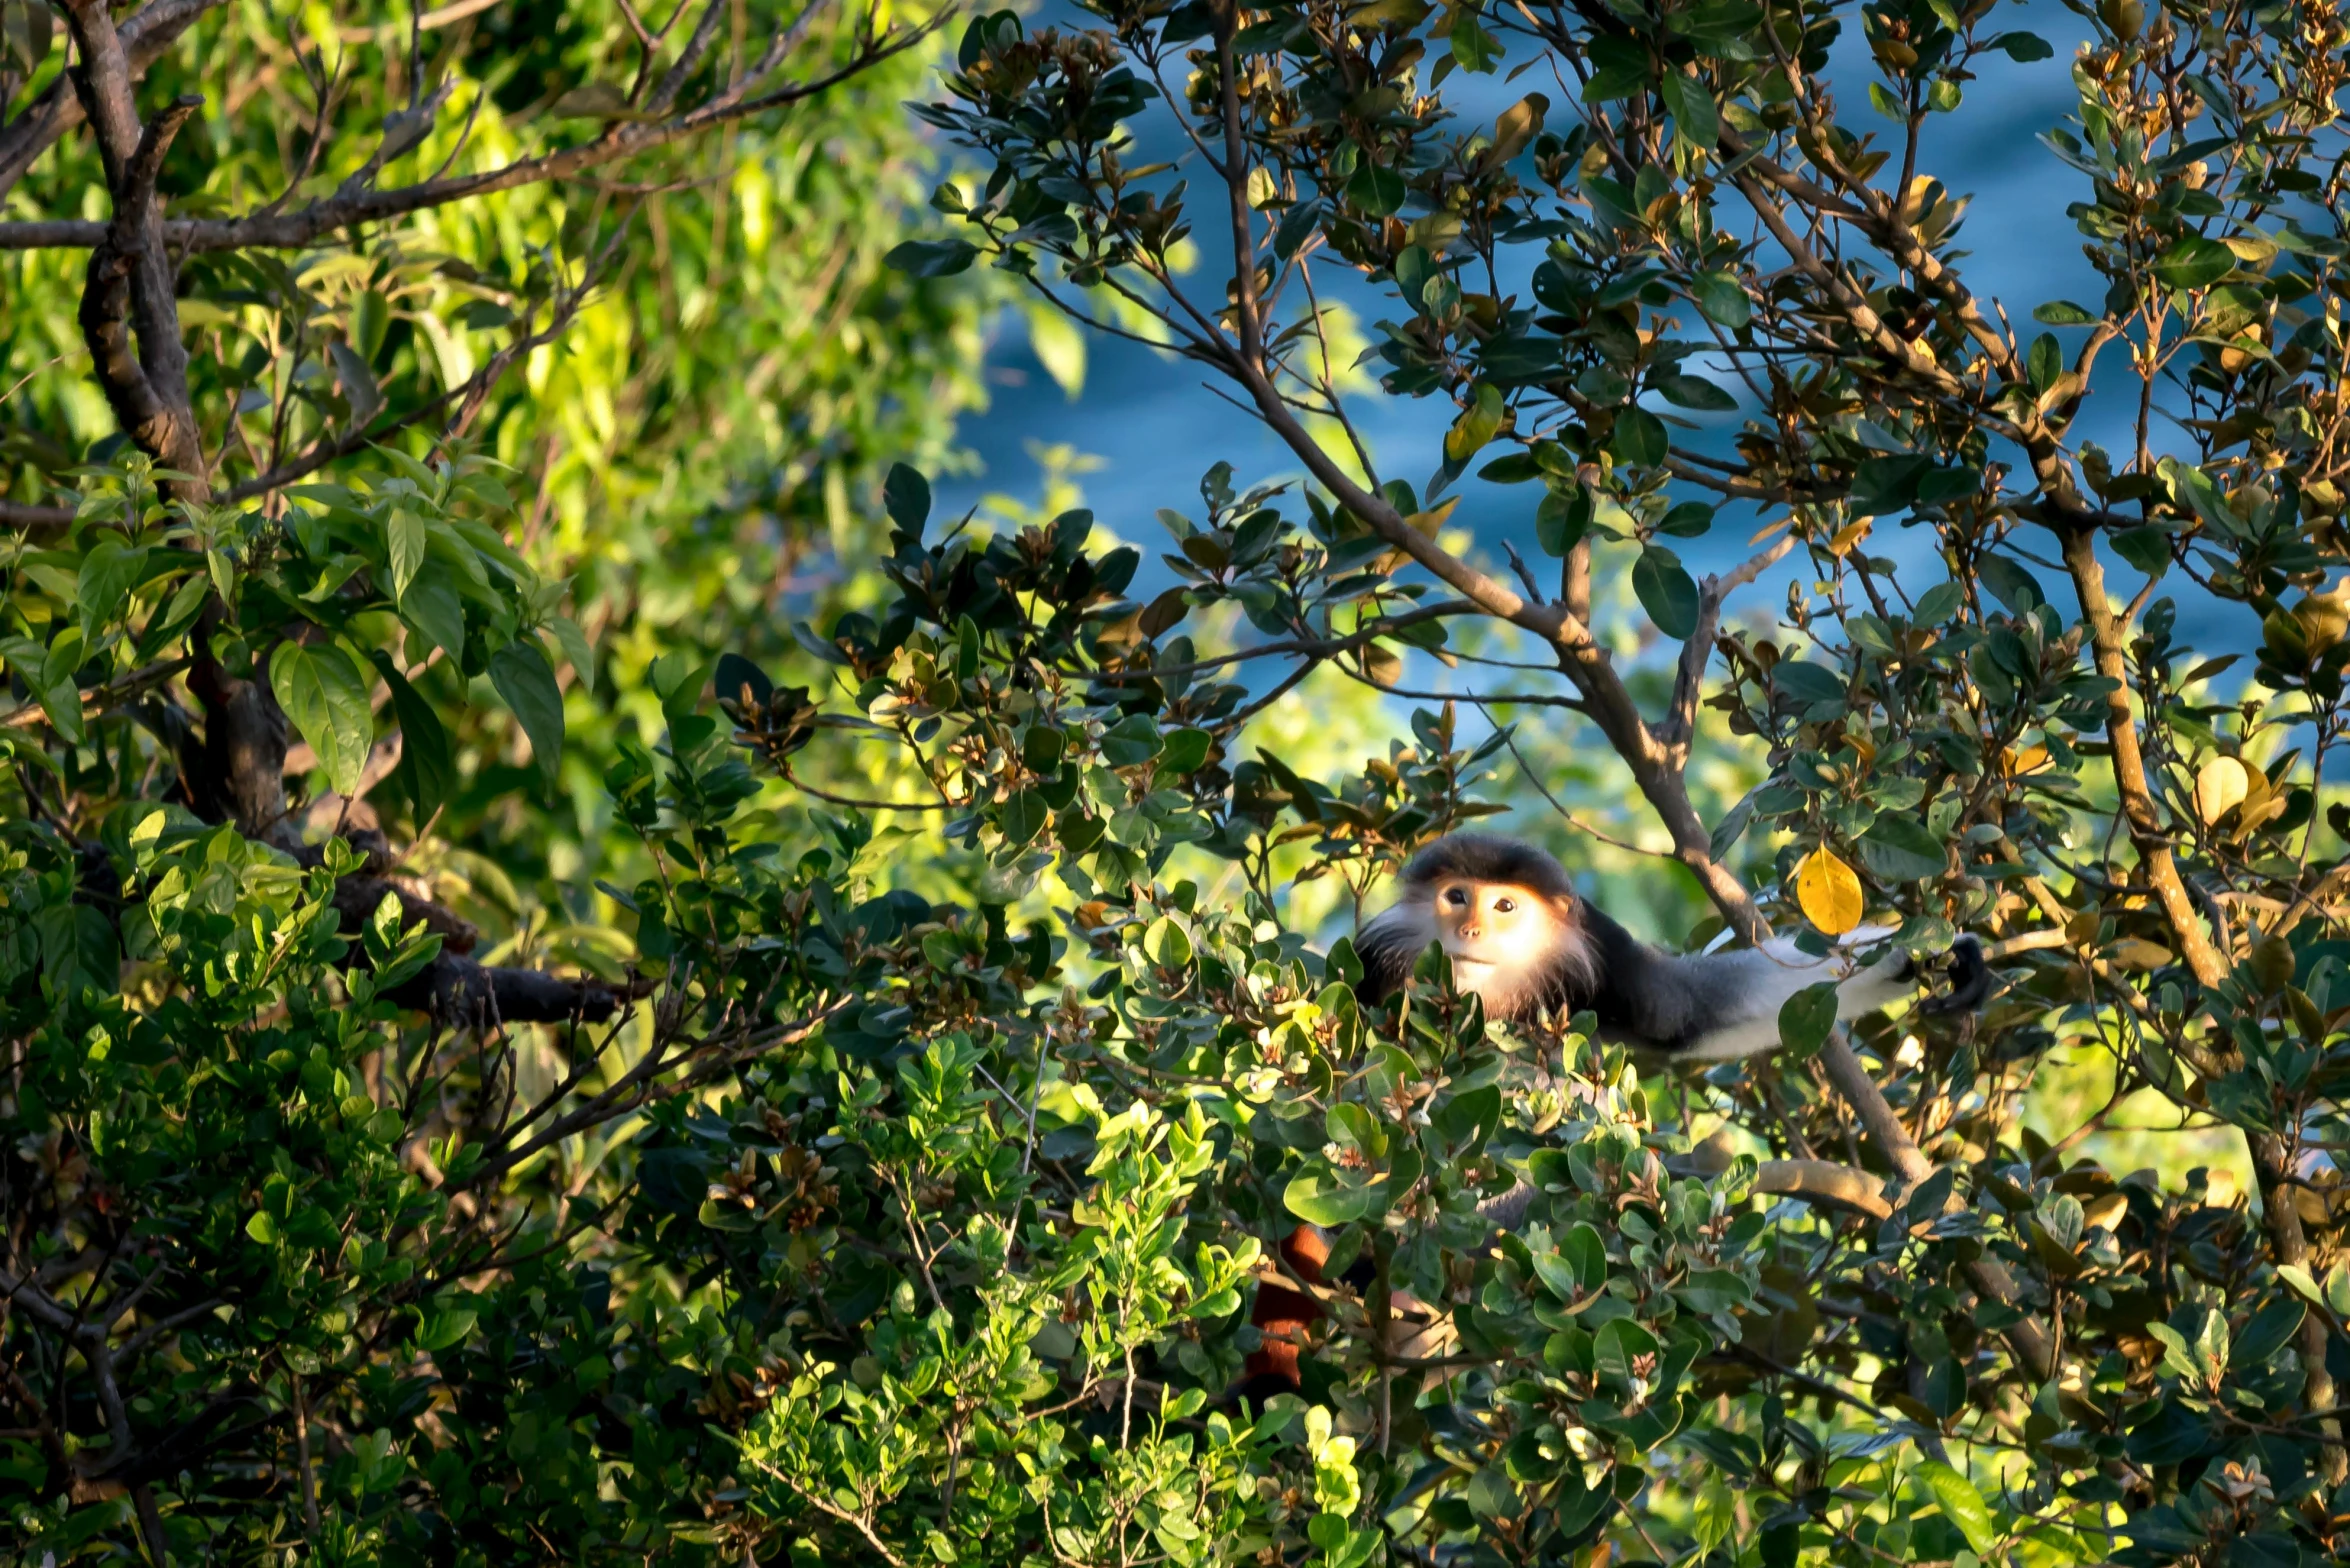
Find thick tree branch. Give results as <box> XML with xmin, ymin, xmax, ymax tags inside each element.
<box><xmin>0</xmin><ymin>0</ymin><xmax>222</xmax><ymax>200</ymax></box>
<box><xmin>2054</xmin><ymin>523</ymin><xmax>2229</xmax><ymax>987</ymax></box>
<box><xmin>59</xmin><ymin>0</ymin><xmax>208</xmax><ymax>500</ymax></box>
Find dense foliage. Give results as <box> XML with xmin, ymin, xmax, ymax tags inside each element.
<box><xmin>8</xmin><ymin>0</ymin><xmax>2350</xmax><ymax>1564</ymax></box>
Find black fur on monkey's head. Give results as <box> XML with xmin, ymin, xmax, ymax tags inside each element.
<box><xmin>1395</xmin><ymin>834</ymin><xmax>1579</xmax><ymax>904</ymax></box>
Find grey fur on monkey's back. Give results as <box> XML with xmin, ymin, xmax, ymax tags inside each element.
<box><xmin>1353</xmin><ymin>836</ymin><xmax>1989</xmax><ymax>1060</ymax></box>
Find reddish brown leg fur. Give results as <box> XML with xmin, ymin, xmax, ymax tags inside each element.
<box><xmin>1243</xmin><ymin>1224</ymin><xmax>1330</xmax><ymax>1394</ymax></box>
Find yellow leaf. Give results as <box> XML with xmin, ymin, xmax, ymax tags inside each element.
<box><xmin>2194</xmin><ymin>755</ymin><xmax>2249</xmax><ymax>824</ymax></box>
<box><xmin>1404</xmin><ymin>495</ymin><xmax>1461</xmax><ymax>536</ymax></box>
<box><xmin>1826</xmin><ymin>517</ymin><xmax>1872</xmax><ymax>557</ymax></box>
<box><xmin>2004</xmin><ymin>743</ymin><xmax>2051</xmax><ymax>777</ymax></box>
<box><xmin>1794</xmin><ymin>849</ymin><xmax>1864</xmax><ymax>936</ymax></box>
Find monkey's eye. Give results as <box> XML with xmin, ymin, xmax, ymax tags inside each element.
<box><xmin>1492</xmin><ymin>897</ymin><xmax>1516</xmax><ymax>914</ymax></box>
<box><xmin>1444</xmin><ymin>887</ymin><xmax>1470</xmax><ymax>907</ymax></box>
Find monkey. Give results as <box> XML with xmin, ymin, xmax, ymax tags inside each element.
<box><xmin>1352</xmin><ymin>833</ymin><xmax>1988</xmax><ymax>1055</ymax></box>
<box><xmin>1239</xmin><ymin>832</ymin><xmax>1988</xmax><ymax>1402</ymax></box>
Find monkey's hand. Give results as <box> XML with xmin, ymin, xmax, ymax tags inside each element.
<box><xmin>1918</xmin><ymin>935</ymin><xmax>1990</xmax><ymax>1016</ymax></box>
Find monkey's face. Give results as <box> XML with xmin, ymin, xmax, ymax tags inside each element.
<box><xmin>1428</xmin><ymin>879</ymin><xmax>1563</xmax><ymax>985</ymax></box>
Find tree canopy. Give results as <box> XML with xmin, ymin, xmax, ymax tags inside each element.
<box><xmin>6</xmin><ymin>0</ymin><xmax>2350</xmax><ymax>1564</ymax></box>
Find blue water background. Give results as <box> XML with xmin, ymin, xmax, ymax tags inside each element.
<box><xmin>930</xmin><ymin>1</ymin><xmax>2267</xmax><ymax>664</ymax></box>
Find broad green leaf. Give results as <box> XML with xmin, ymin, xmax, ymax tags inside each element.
<box><xmin>1348</xmin><ymin>163</ymin><xmax>1406</xmax><ymax>217</ymax></box>
<box><xmin>386</xmin><ymin>507</ymin><xmax>425</xmax><ymax>600</ymax></box>
<box><xmin>2032</xmin><ymin>298</ymin><xmax>2096</xmax><ymax>325</ymax></box>
<box><xmin>400</xmin><ymin>564</ymin><xmax>466</xmax><ymax>662</ymax></box>
<box><xmin>1143</xmin><ymin>915</ymin><xmax>1192</xmax><ymax>968</ymax></box>
<box><xmin>2153</xmin><ymin>235</ymin><xmax>2235</xmax><ymax>291</ymax></box>
<box><xmin>1633</xmin><ymin>546</ymin><xmax>1699</xmax><ymax>638</ymax></box>
<box><xmin>1691</xmin><ymin>271</ymin><xmax>1752</xmax><ymax>328</ymax></box>
<box><xmin>1777</xmin><ymin>980</ymin><xmax>1840</xmax><ymax>1055</ymax></box>
<box><xmin>1612</xmin><ymin>406</ymin><xmax>1667</xmax><ymax>466</ymax></box>
<box><xmin>1916</xmin><ymin>1462</ymin><xmax>1998</xmax><ymax>1557</ymax></box>
<box><xmin>1283</xmin><ymin>1170</ymin><xmax>1386</xmax><ymax>1226</ymax></box>
<box><xmin>270</xmin><ymin>640</ymin><xmax>373</xmax><ymax>796</ymax></box>
<box><xmin>1659</xmin><ymin>71</ymin><xmax>1718</xmax><ymax>155</ymax></box>
<box><xmin>885</xmin><ymin>238</ymin><xmax>978</xmax><ymax>277</ymax></box>
<box><xmin>884</xmin><ymin>463</ymin><xmax>932</xmax><ymax>532</ymax></box>
<box><xmin>489</xmin><ymin>637</ymin><xmax>565</xmax><ymax>787</ymax></box>
<box><xmin>1444</xmin><ymin>383</ymin><xmax>1507</xmax><ymax>463</ymax></box>
<box><xmin>1655</xmin><ymin>372</ymin><xmax>1737</xmax><ymax>411</ymax></box>
<box><xmin>545</xmin><ymin>614</ymin><xmax>597</xmax><ymax>695</ymax></box>
<box><xmin>1861</xmin><ymin>815</ymin><xmax>1948</xmax><ymax>881</ymax></box>
<box><xmin>379</xmin><ymin>657</ymin><xmax>454</xmax><ymax>823</ymax></box>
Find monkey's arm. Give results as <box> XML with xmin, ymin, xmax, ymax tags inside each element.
<box><xmin>1587</xmin><ymin>910</ymin><xmax>1984</xmax><ymax>1061</ymax></box>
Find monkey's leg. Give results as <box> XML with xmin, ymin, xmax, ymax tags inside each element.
<box><xmin>1239</xmin><ymin>1224</ymin><xmax>1330</xmax><ymax>1404</ymax></box>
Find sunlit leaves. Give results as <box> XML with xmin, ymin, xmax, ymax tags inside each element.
<box><xmin>1916</xmin><ymin>1463</ymin><xmax>1998</xmax><ymax>1557</ymax></box>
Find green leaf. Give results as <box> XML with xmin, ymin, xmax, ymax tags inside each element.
<box><xmin>1992</xmin><ymin>30</ymin><xmax>2054</xmax><ymax>61</ymax></box>
<box><xmin>1612</xmin><ymin>406</ymin><xmax>1667</xmax><ymax>466</ymax></box>
<box><xmin>1915</xmin><ymin>1462</ymin><xmax>1998</xmax><ymax>1557</ymax></box>
<box><xmin>2032</xmin><ymin>299</ymin><xmax>2097</xmax><ymax>325</ymax></box>
<box><xmin>885</xmin><ymin>237</ymin><xmax>978</xmax><ymax>277</ymax></box>
<box><xmin>1592</xmin><ymin>1317</ymin><xmax>1658</xmax><ymax>1384</ymax></box>
<box><xmin>1348</xmin><ymin>162</ymin><xmax>1406</xmax><ymax>217</ymax></box>
<box><xmin>1659</xmin><ymin>71</ymin><xmax>1718</xmax><ymax>156</ymax></box>
<box><xmin>1529</xmin><ymin>1247</ymin><xmax>1584</xmax><ymax>1303</ymax></box>
<box><xmin>1693</xmin><ymin>1479</ymin><xmax>1737</xmax><ymax>1551</ymax></box>
<box><xmin>1445</xmin><ymin>383</ymin><xmax>1507</xmax><ymax>463</ymax></box>
<box><xmin>77</xmin><ymin>536</ymin><xmax>145</xmax><ymax>627</ymax></box>
<box><xmin>1283</xmin><ymin>1170</ymin><xmax>1385</xmax><ymax>1226</ymax></box>
<box><xmin>884</xmin><ymin>463</ymin><xmax>932</xmax><ymax>533</ymax></box>
<box><xmin>270</xmin><ymin>641</ymin><xmax>373</xmax><ymax>796</ymax></box>
<box><xmin>545</xmin><ymin>614</ymin><xmax>597</xmax><ymax>695</ymax></box>
<box><xmin>2113</xmin><ymin>526</ymin><xmax>2173</xmax><ymax>579</ymax></box>
<box><xmin>2153</xmin><ymin>235</ymin><xmax>2235</xmax><ymax>291</ymax></box>
<box><xmin>1676</xmin><ymin>1268</ymin><xmax>1753</xmax><ymax>1314</ymax></box>
<box><xmin>1448</xmin><ymin>13</ymin><xmax>1499</xmax><ymax>72</ymax></box>
<box><xmin>379</xmin><ymin>657</ymin><xmax>454</xmax><ymax>824</ymax></box>
<box><xmin>1861</xmin><ymin>815</ymin><xmax>1948</xmax><ymax>881</ymax></box>
<box><xmin>1975</xmin><ymin>553</ymin><xmax>2044</xmax><ymax>616</ymax></box>
<box><xmin>1632</xmin><ymin>546</ymin><xmax>1700</xmax><ymax>638</ymax></box>
<box><xmin>400</xmin><ymin>565</ymin><xmax>466</xmax><ymax>663</ymax></box>
<box><xmin>417</xmin><ymin>1304</ymin><xmax>479</xmax><ymax>1352</ymax></box>
<box><xmin>1655</xmin><ymin>372</ymin><xmax>1737</xmax><ymax>412</ymax></box>
<box><xmin>1691</xmin><ymin>271</ymin><xmax>1751</xmax><ymax>328</ymax></box>
<box><xmin>489</xmin><ymin>637</ymin><xmax>565</xmax><ymax>787</ymax></box>
<box><xmin>1158</xmin><ymin>727</ymin><xmax>1213</xmax><ymax>774</ymax></box>
<box><xmin>2231</xmin><ymin>1297</ymin><xmax>2306</xmax><ymax>1367</ymax></box>
<box><xmin>1777</xmin><ymin>980</ymin><xmax>1840</xmax><ymax>1055</ymax></box>
<box><xmin>386</xmin><ymin>507</ymin><xmax>425</xmax><ymax>600</ymax></box>
<box><xmin>1143</xmin><ymin>915</ymin><xmax>1193</xmax><ymax>968</ymax></box>
<box><xmin>329</xmin><ymin>339</ymin><xmax>383</xmax><ymax>426</ymax></box>
<box><xmin>1561</xmin><ymin>1222</ymin><xmax>1606</xmax><ymax>1290</ymax></box>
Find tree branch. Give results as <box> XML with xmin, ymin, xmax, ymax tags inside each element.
<box><xmin>0</xmin><ymin>12</ymin><xmax>942</xmax><ymax>255</ymax></box>
<box><xmin>0</xmin><ymin>0</ymin><xmax>223</xmax><ymax>200</ymax></box>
